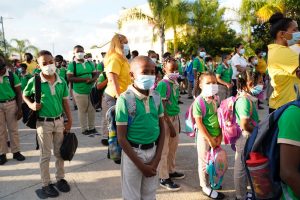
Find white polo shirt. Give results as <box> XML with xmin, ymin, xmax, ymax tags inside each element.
<box><xmin>231</xmin><ymin>53</ymin><xmax>248</xmax><ymax>79</ymax></box>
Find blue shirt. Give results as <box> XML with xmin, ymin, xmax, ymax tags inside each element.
<box><xmin>185</xmin><ymin>61</ymin><xmax>194</xmax><ymax>81</ymax></box>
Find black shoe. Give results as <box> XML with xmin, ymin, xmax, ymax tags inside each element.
<box><xmin>160</xmin><ymin>178</ymin><xmax>181</xmax><ymax>191</ymax></box>
<box><xmin>188</xmin><ymin>96</ymin><xmax>193</xmax><ymax>99</ymax></box>
<box><xmin>258</xmin><ymin>105</ymin><xmax>264</xmax><ymax>110</ymax></box>
<box><xmin>82</xmin><ymin>130</ymin><xmax>91</xmax><ymax>135</ymax></box>
<box><xmin>7</xmin><ymin>141</ymin><xmax>10</xmax><ymax>148</ymax></box>
<box><xmin>0</xmin><ymin>154</ymin><xmax>7</xmax><ymax>165</ymax></box>
<box><xmin>169</xmin><ymin>172</ymin><xmax>185</xmax><ymax>180</ymax></box>
<box><xmin>56</xmin><ymin>179</ymin><xmax>70</xmax><ymax>193</ymax></box>
<box><xmin>89</xmin><ymin>128</ymin><xmax>98</xmax><ymax>134</ymax></box>
<box><xmin>13</xmin><ymin>152</ymin><xmax>25</xmax><ymax>161</ymax></box>
<box><xmin>180</xmin><ymin>92</ymin><xmax>184</xmax><ymax>95</ymax></box>
<box><xmin>101</xmin><ymin>138</ymin><xmax>109</xmax><ymax>146</ymax></box>
<box><xmin>42</xmin><ymin>184</ymin><xmax>59</xmax><ymax>197</ymax></box>
<box><xmin>178</xmin><ymin>101</ymin><xmax>184</xmax><ymax>104</ymax></box>
<box><xmin>74</xmin><ymin>105</ymin><xmax>78</xmax><ymax>110</ymax></box>
<box><xmin>95</xmin><ymin>109</ymin><xmax>101</xmax><ymax>112</ymax></box>
<box><xmin>183</xmin><ymin>91</ymin><xmax>188</xmax><ymax>94</ymax></box>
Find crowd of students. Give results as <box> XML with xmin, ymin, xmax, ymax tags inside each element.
<box><xmin>0</xmin><ymin>12</ymin><xmax>299</xmax><ymax>200</ymax></box>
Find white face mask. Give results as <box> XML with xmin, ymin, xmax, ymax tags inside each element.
<box><xmin>123</xmin><ymin>44</ymin><xmax>130</xmax><ymax>56</ymax></box>
<box><xmin>226</xmin><ymin>60</ymin><xmax>232</xmax><ymax>65</ymax></box>
<box><xmin>252</xmin><ymin>59</ymin><xmax>258</xmax><ymax>66</ymax></box>
<box><xmin>75</xmin><ymin>52</ymin><xmax>85</xmax><ymax>60</ymax></box>
<box><xmin>239</xmin><ymin>48</ymin><xmax>245</xmax><ymax>55</ymax></box>
<box><xmin>134</xmin><ymin>75</ymin><xmax>156</xmax><ymax>90</ymax></box>
<box><xmin>41</xmin><ymin>63</ymin><xmax>56</xmax><ymax>76</ymax></box>
<box><xmin>199</xmin><ymin>51</ymin><xmax>206</xmax><ymax>58</ymax></box>
<box><xmin>261</xmin><ymin>52</ymin><xmax>266</xmax><ymax>57</ymax></box>
<box><xmin>201</xmin><ymin>84</ymin><xmax>218</xmax><ymax>97</ymax></box>
<box><xmin>151</xmin><ymin>58</ymin><xmax>157</xmax><ymax>63</ymax></box>
<box><xmin>87</xmin><ymin>58</ymin><xmax>93</xmax><ymax>62</ymax></box>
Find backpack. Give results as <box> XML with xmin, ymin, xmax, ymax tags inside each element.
<box><xmin>106</xmin><ymin>88</ymin><xmax>161</xmax><ymax>163</ymax></box>
<box><xmin>90</xmin><ymin>72</ymin><xmax>107</xmax><ymax>110</ymax></box>
<box><xmin>184</xmin><ymin>96</ymin><xmax>206</xmax><ymax>137</ymax></box>
<box><xmin>244</xmin><ymin>85</ymin><xmax>300</xmax><ymax>200</ymax></box>
<box><xmin>217</xmin><ymin>95</ymin><xmax>254</xmax><ymax>146</ymax></box>
<box><xmin>60</xmin><ymin>132</ymin><xmax>78</xmax><ymax>161</ymax></box>
<box><xmin>8</xmin><ymin>71</ymin><xmax>15</xmax><ymax>91</ymax></box>
<box><xmin>153</xmin><ymin>79</ymin><xmax>171</xmax><ymax>102</ymax></box>
<box><xmin>206</xmin><ymin>147</ymin><xmax>228</xmax><ymax>190</ymax></box>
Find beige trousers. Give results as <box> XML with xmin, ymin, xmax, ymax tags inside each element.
<box><xmin>101</xmin><ymin>95</ymin><xmax>108</xmax><ymax>137</ymax></box>
<box><xmin>74</xmin><ymin>92</ymin><xmax>95</xmax><ymax>132</ymax></box>
<box><xmin>159</xmin><ymin>115</ymin><xmax>180</xmax><ymax>179</ymax></box>
<box><xmin>196</xmin><ymin>134</ymin><xmax>210</xmax><ymax>188</ymax></box>
<box><xmin>121</xmin><ymin>146</ymin><xmax>158</xmax><ymax>200</ymax></box>
<box><xmin>234</xmin><ymin>132</ymin><xmax>250</xmax><ymax>199</ymax></box>
<box><xmin>0</xmin><ymin>100</ymin><xmax>20</xmax><ymax>154</ymax></box>
<box><xmin>37</xmin><ymin>118</ymin><xmax>65</xmax><ymax>186</ymax></box>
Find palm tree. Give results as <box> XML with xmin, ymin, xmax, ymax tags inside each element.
<box><xmin>119</xmin><ymin>0</ymin><xmax>177</xmax><ymax>56</ymax></box>
<box><xmin>10</xmin><ymin>39</ymin><xmax>38</xmax><ymax>61</ymax></box>
<box><xmin>256</xmin><ymin>0</ymin><xmax>285</xmax><ymax>22</ymax></box>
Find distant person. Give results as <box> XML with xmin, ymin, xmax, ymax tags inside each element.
<box><xmin>67</xmin><ymin>45</ymin><xmax>98</xmax><ymax>135</ymax></box>
<box><xmin>193</xmin><ymin>47</ymin><xmax>206</xmax><ymax>97</ymax></box>
<box><xmin>248</xmin><ymin>56</ymin><xmax>258</xmax><ymax>69</ymax></box>
<box><xmin>231</xmin><ymin>43</ymin><xmax>248</xmax><ymax>96</ymax></box>
<box><xmin>0</xmin><ymin>55</ymin><xmax>25</xmax><ymax>165</ymax></box>
<box><xmin>23</xmin><ymin>52</ymin><xmax>38</xmax><ymax>74</ymax></box>
<box><xmin>267</xmin><ymin>13</ymin><xmax>300</xmax><ymax>113</ymax></box>
<box><xmin>116</xmin><ymin>56</ymin><xmax>165</xmax><ymax>200</ymax></box>
<box><xmin>23</xmin><ymin>50</ymin><xmax>72</xmax><ymax>198</ymax></box>
<box><xmin>185</xmin><ymin>55</ymin><xmax>195</xmax><ymax>99</ymax></box>
<box><xmin>18</xmin><ymin>63</ymin><xmax>32</xmax><ymax>91</ymax></box>
<box><xmin>131</xmin><ymin>50</ymin><xmax>139</xmax><ymax>59</ymax></box>
<box><xmin>255</xmin><ymin>49</ymin><xmax>267</xmax><ymax>75</ymax></box>
<box><xmin>55</xmin><ymin>55</ymin><xmax>67</xmax><ymax>81</ymax></box>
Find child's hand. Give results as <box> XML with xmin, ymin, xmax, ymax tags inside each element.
<box><xmin>141</xmin><ymin>164</ymin><xmax>157</xmax><ymax>177</ymax></box>
<box><xmin>216</xmin><ymin>135</ymin><xmax>222</xmax><ymax>146</ymax></box>
<box><xmin>169</xmin><ymin>124</ymin><xmax>177</xmax><ymax>137</ymax></box>
<box><xmin>208</xmin><ymin>137</ymin><xmax>217</xmax><ymax>148</ymax></box>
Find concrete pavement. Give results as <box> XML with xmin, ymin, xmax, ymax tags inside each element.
<box><xmin>0</xmin><ymin>95</ymin><xmax>269</xmax><ymax>200</ymax></box>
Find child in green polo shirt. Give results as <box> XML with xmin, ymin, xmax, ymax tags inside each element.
<box><xmin>116</xmin><ymin>56</ymin><xmax>165</xmax><ymax>199</ymax></box>
<box><xmin>193</xmin><ymin>49</ymin><xmax>206</xmax><ymax>97</ymax></box>
<box><xmin>156</xmin><ymin>54</ymin><xmax>185</xmax><ymax>191</ymax></box>
<box><xmin>193</xmin><ymin>72</ymin><xmax>225</xmax><ymax>199</ymax></box>
<box><xmin>216</xmin><ymin>53</ymin><xmax>233</xmax><ymax>102</ymax></box>
<box><xmin>23</xmin><ymin>50</ymin><xmax>72</xmax><ymax>198</ymax></box>
<box><xmin>278</xmin><ymin>105</ymin><xmax>300</xmax><ymax>200</ymax></box>
<box><xmin>0</xmin><ymin>56</ymin><xmax>25</xmax><ymax>165</ymax></box>
<box><xmin>55</xmin><ymin>55</ymin><xmax>67</xmax><ymax>81</ymax></box>
<box><xmin>18</xmin><ymin>63</ymin><xmax>33</xmax><ymax>91</ymax></box>
<box><xmin>234</xmin><ymin>69</ymin><xmax>260</xmax><ymax>200</ymax></box>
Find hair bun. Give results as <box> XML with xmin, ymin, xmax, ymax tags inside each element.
<box><xmin>269</xmin><ymin>12</ymin><xmax>284</xmax><ymax>25</ymax></box>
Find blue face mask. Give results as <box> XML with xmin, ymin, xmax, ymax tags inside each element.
<box><xmin>287</xmin><ymin>32</ymin><xmax>300</xmax><ymax>46</ymax></box>
<box><xmin>250</xmin><ymin>84</ymin><xmax>263</xmax><ymax>96</ymax></box>
<box><xmin>134</xmin><ymin>75</ymin><xmax>156</xmax><ymax>90</ymax></box>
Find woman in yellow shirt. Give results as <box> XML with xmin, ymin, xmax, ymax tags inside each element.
<box><xmin>267</xmin><ymin>13</ymin><xmax>300</xmax><ymax>113</ymax></box>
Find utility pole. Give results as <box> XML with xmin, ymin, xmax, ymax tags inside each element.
<box><xmin>52</xmin><ymin>42</ymin><xmax>55</xmax><ymax>55</ymax></box>
<box><xmin>0</xmin><ymin>16</ymin><xmax>7</xmax><ymax>54</ymax></box>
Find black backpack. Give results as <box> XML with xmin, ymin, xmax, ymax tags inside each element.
<box><xmin>60</xmin><ymin>132</ymin><xmax>78</xmax><ymax>161</ymax></box>
<box><xmin>90</xmin><ymin>72</ymin><xmax>107</xmax><ymax>110</ymax></box>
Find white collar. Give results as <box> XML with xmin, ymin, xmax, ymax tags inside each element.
<box><xmin>129</xmin><ymin>85</ymin><xmax>153</xmax><ymax>100</ymax></box>
<box><xmin>40</xmin><ymin>72</ymin><xmax>62</xmax><ymax>84</ymax></box>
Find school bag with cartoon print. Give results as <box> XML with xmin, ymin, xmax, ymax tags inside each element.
<box><xmin>106</xmin><ymin>88</ymin><xmax>161</xmax><ymax>164</ymax></box>
<box><xmin>206</xmin><ymin>147</ymin><xmax>228</xmax><ymax>190</ymax></box>
<box><xmin>217</xmin><ymin>94</ymin><xmax>255</xmax><ymax>147</ymax></box>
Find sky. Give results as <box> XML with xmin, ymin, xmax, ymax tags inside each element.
<box><xmin>0</xmin><ymin>0</ymin><xmax>241</xmax><ymax>58</ymax></box>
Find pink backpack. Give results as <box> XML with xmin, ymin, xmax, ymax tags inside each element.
<box><xmin>184</xmin><ymin>96</ymin><xmax>206</xmax><ymax>137</ymax></box>
<box><xmin>152</xmin><ymin>79</ymin><xmax>171</xmax><ymax>103</ymax></box>
<box><xmin>217</xmin><ymin>95</ymin><xmax>254</xmax><ymax>145</ymax></box>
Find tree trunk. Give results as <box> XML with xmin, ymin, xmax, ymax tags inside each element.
<box><xmin>173</xmin><ymin>27</ymin><xmax>178</xmax><ymax>54</ymax></box>
<box><xmin>160</xmin><ymin>25</ymin><xmax>165</xmax><ymax>58</ymax></box>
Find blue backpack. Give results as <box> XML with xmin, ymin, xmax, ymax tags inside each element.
<box><xmin>244</xmin><ymin>85</ymin><xmax>300</xmax><ymax>199</ymax></box>
<box><xmin>106</xmin><ymin>88</ymin><xmax>161</xmax><ymax>163</ymax></box>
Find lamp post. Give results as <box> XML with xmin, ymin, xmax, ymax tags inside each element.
<box><xmin>0</xmin><ymin>16</ymin><xmax>7</xmax><ymax>54</ymax></box>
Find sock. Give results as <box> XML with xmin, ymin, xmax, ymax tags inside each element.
<box><xmin>202</xmin><ymin>186</ymin><xmax>218</xmax><ymax>198</ymax></box>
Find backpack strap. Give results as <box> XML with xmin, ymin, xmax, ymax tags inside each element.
<box><xmin>34</xmin><ymin>74</ymin><xmax>41</xmax><ymax>104</ymax></box>
<box><xmin>294</xmin><ymin>84</ymin><xmax>300</xmax><ymax>100</ymax></box>
<box><xmin>122</xmin><ymin>89</ymin><xmax>137</xmax><ymax>126</ymax></box>
<box><xmin>8</xmin><ymin>71</ymin><xmax>15</xmax><ymax>92</ymax></box>
<box><xmin>198</xmin><ymin>96</ymin><xmax>207</xmax><ymax>118</ymax></box>
<box><xmin>151</xmin><ymin>90</ymin><xmax>161</xmax><ymax>111</ymax></box>
<box><xmin>73</xmin><ymin>61</ymin><xmax>77</xmax><ymax>77</ymax></box>
<box><xmin>161</xmin><ymin>79</ymin><xmax>171</xmax><ymax>100</ymax></box>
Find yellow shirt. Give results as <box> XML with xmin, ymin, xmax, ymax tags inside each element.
<box><xmin>23</xmin><ymin>61</ymin><xmax>38</xmax><ymax>74</ymax></box>
<box><xmin>268</xmin><ymin>44</ymin><xmax>300</xmax><ymax>109</ymax></box>
<box><xmin>104</xmin><ymin>53</ymin><xmax>131</xmax><ymax>98</ymax></box>
<box><xmin>256</xmin><ymin>58</ymin><xmax>267</xmax><ymax>74</ymax></box>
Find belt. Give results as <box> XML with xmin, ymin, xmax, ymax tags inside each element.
<box><xmin>129</xmin><ymin>140</ymin><xmax>158</xmax><ymax>150</ymax></box>
<box><xmin>38</xmin><ymin>115</ymin><xmax>63</xmax><ymax>122</ymax></box>
<box><xmin>0</xmin><ymin>98</ymin><xmax>15</xmax><ymax>103</ymax></box>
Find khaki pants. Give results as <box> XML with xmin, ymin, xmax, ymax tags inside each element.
<box><xmin>74</xmin><ymin>92</ymin><xmax>95</xmax><ymax>132</ymax></box>
<box><xmin>121</xmin><ymin>146</ymin><xmax>158</xmax><ymax>200</ymax></box>
<box><xmin>196</xmin><ymin>134</ymin><xmax>210</xmax><ymax>188</ymax></box>
<box><xmin>188</xmin><ymin>81</ymin><xmax>193</xmax><ymax>97</ymax></box>
<box><xmin>101</xmin><ymin>95</ymin><xmax>109</xmax><ymax>138</ymax></box>
<box><xmin>218</xmin><ymin>84</ymin><xmax>231</xmax><ymax>103</ymax></box>
<box><xmin>0</xmin><ymin>100</ymin><xmax>20</xmax><ymax>154</ymax></box>
<box><xmin>234</xmin><ymin>132</ymin><xmax>250</xmax><ymax>199</ymax></box>
<box><xmin>37</xmin><ymin>118</ymin><xmax>65</xmax><ymax>186</ymax></box>
<box><xmin>159</xmin><ymin>115</ymin><xmax>179</xmax><ymax>179</ymax></box>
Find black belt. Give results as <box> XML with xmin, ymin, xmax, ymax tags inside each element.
<box><xmin>38</xmin><ymin>115</ymin><xmax>63</xmax><ymax>122</ymax></box>
<box><xmin>129</xmin><ymin>140</ymin><xmax>158</xmax><ymax>150</ymax></box>
<box><xmin>0</xmin><ymin>98</ymin><xmax>15</xmax><ymax>103</ymax></box>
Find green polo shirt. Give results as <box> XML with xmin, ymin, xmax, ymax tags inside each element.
<box><xmin>32</xmin><ymin>68</ymin><xmax>42</xmax><ymax>74</ymax></box>
<box><xmin>193</xmin><ymin>57</ymin><xmax>205</xmax><ymax>73</ymax></box>
<box><xmin>23</xmin><ymin>73</ymin><xmax>69</xmax><ymax>118</ymax></box>
<box><xmin>19</xmin><ymin>73</ymin><xmax>33</xmax><ymax>91</ymax></box>
<box><xmin>177</xmin><ymin>60</ymin><xmax>183</xmax><ymax>75</ymax></box>
<box><xmin>96</xmin><ymin>63</ymin><xmax>104</xmax><ymax>72</ymax></box>
<box><xmin>155</xmin><ymin>78</ymin><xmax>180</xmax><ymax>116</ymax></box>
<box><xmin>67</xmin><ymin>61</ymin><xmax>96</xmax><ymax>94</ymax></box>
<box><xmin>216</xmin><ymin>63</ymin><xmax>233</xmax><ymax>84</ymax></box>
<box><xmin>0</xmin><ymin>71</ymin><xmax>21</xmax><ymax>101</ymax></box>
<box><xmin>57</xmin><ymin>67</ymin><xmax>67</xmax><ymax>80</ymax></box>
<box><xmin>193</xmin><ymin>96</ymin><xmax>221</xmax><ymax>137</ymax></box>
<box><xmin>116</xmin><ymin>86</ymin><xmax>164</xmax><ymax>144</ymax></box>
<box><xmin>235</xmin><ymin>95</ymin><xmax>259</xmax><ymax>126</ymax></box>
<box><xmin>278</xmin><ymin>105</ymin><xmax>300</xmax><ymax>200</ymax></box>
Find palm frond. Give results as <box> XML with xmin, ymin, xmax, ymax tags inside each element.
<box><xmin>118</xmin><ymin>8</ymin><xmax>154</xmax><ymax>28</ymax></box>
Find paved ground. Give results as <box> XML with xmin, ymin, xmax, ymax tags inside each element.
<box><xmin>0</xmin><ymin>94</ymin><xmax>269</xmax><ymax>200</ymax></box>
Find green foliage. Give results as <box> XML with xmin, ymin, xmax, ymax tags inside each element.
<box><xmin>10</xmin><ymin>39</ymin><xmax>39</xmax><ymax>61</ymax></box>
